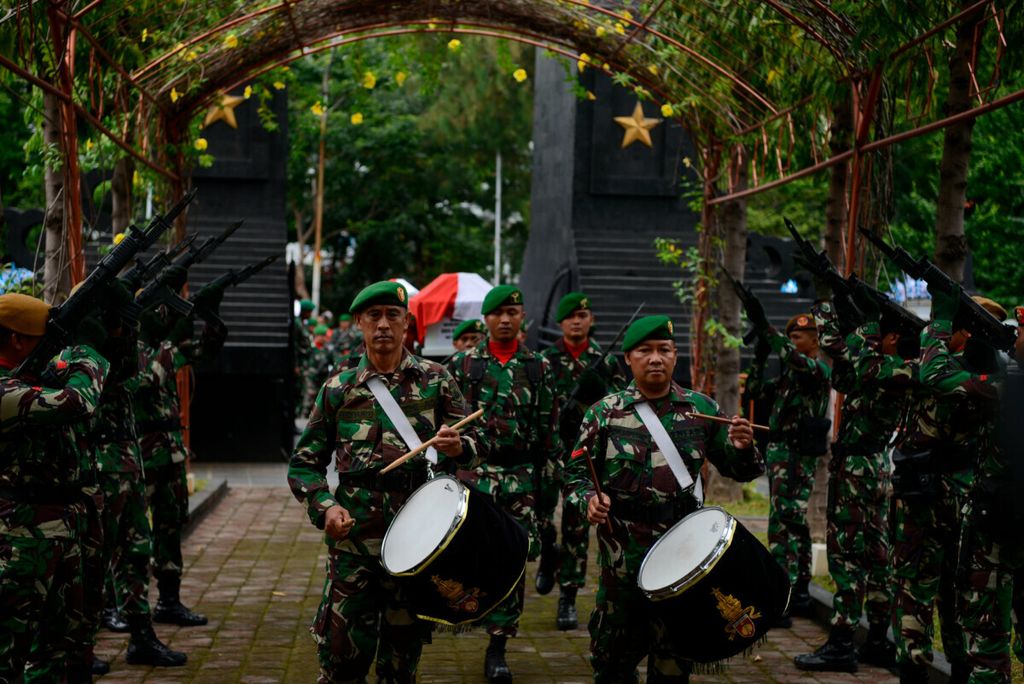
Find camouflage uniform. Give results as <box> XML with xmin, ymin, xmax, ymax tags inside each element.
<box><xmin>0</xmin><ymin>345</ymin><xmax>109</xmax><ymax>682</ymax></box>
<box><xmin>814</xmin><ymin>303</ymin><xmax>916</xmax><ymax>632</ymax></box>
<box><xmin>448</xmin><ymin>341</ymin><xmax>561</xmax><ymax>636</ymax></box>
<box><xmin>563</xmin><ymin>382</ymin><xmax>764</xmax><ymax>682</ymax></box>
<box><xmin>541</xmin><ymin>337</ymin><xmax>627</xmax><ymax>590</ymax></box>
<box><xmin>746</xmin><ymin>325</ymin><xmax>831</xmax><ymax>589</ymax></box>
<box><xmin>288</xmin><ymin>351</ymin><xmax>480</xmax><ymax>684</ymax></box>
<box><xmin>892</xmin><ymin>319</ymin><xmax>996</xmax><ymax>671</ymax></box>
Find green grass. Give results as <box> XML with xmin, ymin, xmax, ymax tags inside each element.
<box><xmin>706</xmin><ymin>481</ymin><xmax>770</xmax><ymax>518</ymax></box>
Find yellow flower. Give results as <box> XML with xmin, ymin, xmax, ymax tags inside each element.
<box><xmin>273</xmin><ymin>81</ymin><xmax>286</xmax><ymax>90</ymax></box>
<box><xmin>185</xmin><ymin>50</ymin><xmax>198</xmax><ymax>61</ymax></box>
<box><xmin>243</xmin><ymin>85</ymin><xmax>252</xmax><ymax>99</ymax></box>
<box><xmin>586</xmin><ymin>91</ymin><xmax>596</xmax><ymax>101</ymax></box>
<box><xmin>448</xmin><ymin>39</ymin><xmax>461</xmax><ymax>51</ymax></box>
<box><xmin>310</xmin><ymin>101</ymin><xmax>324</xmax><ymax>117</ymax></box>
<box><xmin>132</xmin><ymin>170</ymin><xmax>141</xmax><ymax>187</ymax></box>
<box><xmin>170</xmin><ymin>87</ymin><xmax>180</xmax><ymax>103</ymax></box>
<box><xmin>113</xmin><ymin>232</ymin><xmax>126</xmax><ymax>245</ymax></box>
<box><xmin>85</xmin><ymin>139</ymin><xmax>94</xmax><ymax>151</ymax></box>
<box><xmin>577</xmin><ymin>53</ymin><xmax>591</xmax><ymax>72</ymax></box>
<box><xmin>683</xmin><ymin>157</ymin><xmax>692</xmax><ymax>168</ymax></box>
<box><xmin>362</xmin><ymin>71</ymin><xmax>377</xmax><ymax>89</ymax></box>
<box><xmin>141</xmin><ymin>28</ymin><xmax>149</xmax><ymax>43</ymax></box>
<box><xmin>224</xmin><ymin>34</ymin><xmax>238</xmax><ymax>49</ymax></box>
<box><xmin>648</xmin><ymin>65</ymin><xmax>658</xmax><ymax>75</ymax></box>
<box><xmin>350</xmin><ymin>112</ymin><xmax>363</xmax><ymax>125</ymax></box>
<box><xmin>622</xmin><ymin>9</ymin><xmax>633</xmax><ymax>21</ymax></box>
<box><xmin>395</xmin><ymin>71</ymin><xmax>408</xmax><ymax>87</ymax></box>
<box><xmin>513</xmin><ymin>68</ymin><xmax>527</xmax><ymax>82</ymax></box>
<box><xmin>281</xmin><ymin>66</ymin><xmax>290</xmax><ymax>72</ymax></box>
<box><xmin>194</xmin><ymin>138</ymin><xmax>208</xmax><ymax>151</ymax></box>
<box><xmin>661</xmin><ymin>103</ymin><xmax>674</xmax><ymax>117</ymax></box>
<box><xmin>595</xmin><ymin>26</ymin><xmax>607</xmax><ymax>37</ymax></box>
<box><xmin>615</xmin><ymin>22</ymin><xmax>626</xmax><ymax>35</ymax></box>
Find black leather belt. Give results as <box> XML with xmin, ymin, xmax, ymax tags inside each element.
<box><xmin>335</xmin><ymin>469</ymin><xmax>427</xmax><ymax>493</ymax></box>
<box><xmin>611</xmin><ymin>497</ymin><xmax>696</xmax><ymax>526</ymax></box>
<box><xmin>0</xmin><ymin>484</ymin><xmax>91</xmax><ymax>506</ymax></box>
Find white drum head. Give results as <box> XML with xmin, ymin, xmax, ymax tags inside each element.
<box><xmin>638</xmin><ymin>507</ymin><xmax>733</xmax><ymax>593</ymax></box>
<box><xmin>381</xmin><ymin>476</ymin><xmax>467</xmax><ymax>575</ymax></box>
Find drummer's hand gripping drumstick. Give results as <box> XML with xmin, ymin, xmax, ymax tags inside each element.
<box><xmin>575</xmin><ymin>447</ymin><xmax>613</xmax><ymax>533</ymax></box>
<box><xmin>685</xmin><ymin>412</ymin><xmax>770</xmax><ymax>432</ymax></box>
<box><xmin>380</xmin><ymin>408</ymin><xmax>485</xmax><ymax>474</ymax></box>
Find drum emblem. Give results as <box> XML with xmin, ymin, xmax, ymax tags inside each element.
<box><xmin>712</xmin><ymin>587</ymin><xmax>761</xmax><ymax>640</ymax></box>
<box><xmin>431</xmin><ymin>575</ymin><xmax>486</xmax><ymax>614</ymax></box>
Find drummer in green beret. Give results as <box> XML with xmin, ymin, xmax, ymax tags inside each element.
<box><xmin>448</xmin><ymin>284</ymin><xmax>562</xmax><ymax>682</ymax></box>
<box><xmin>288</xmin><ymin>280</ymin><xmax>482</xmax><ymax>684</ymax></box>
<box><xmin>538</xmin><ymin>292</ymin><xmax>627</xmax><ymax>629</ymax></box>
<box><xmin>452</xmin><ymin>319</ymin><xmax>486</xmax><ymax>352</ymax></box>
<box><xmin>562</xmin><ymin>315</ymin><xmax>763</xmax><ymax>682</ymax></box>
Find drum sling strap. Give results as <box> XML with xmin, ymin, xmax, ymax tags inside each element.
<box><xmin>634</xmin><ymin>401</ymin><xmax>704</xmax><ymax>504</ymax></box>
<box><xmin>366</xmin><ymin>376</ymin><xmax>438</xmax><ymax>466</ymax></box>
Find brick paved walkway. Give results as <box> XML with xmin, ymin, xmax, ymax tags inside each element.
<box><xmin>96</xmin><ymin>488</ymin><xmax>898</xmax><ymax>683</ymax></box>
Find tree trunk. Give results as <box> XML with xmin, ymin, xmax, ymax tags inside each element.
<box><xmin>42</xmin><ymin>91</ymin><xmax>70</xmax><ymax>305</ymax></box>
<box><xmin>934</xmin><ymin>1</ymin><xmax>985</xmax><ymax>280</ymax></box>
<box><xmin>824</xmin><ymin>95</ymin><xmax>852</xmax><ymax>265</ymax></box>
<box><xmin>293</xmin><ymin>207</ymin><xmax>310</xmax><ymax>299</ymax></box>
<box><xmin>110</xmin><ymin>156</ymin><xmax>134</xmax><ymax>234</ymax></box>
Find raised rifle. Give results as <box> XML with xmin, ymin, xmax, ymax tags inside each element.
<box><xmin>119</xmin><ymin>232</ymin><xmax>198</xmax><ymax>290</ymax></box>
<box><xmin>861</xmin><ymin>229</ymin><xmax>1015</xmax><ymax>352</ymax></box>
<box><xmin>15</xmin><ymin>189</ymin><xmax>197</xmax><ymax>379</ymax></box>
<box><xmin>189</xmin><ymin>255</ymin><xmax>278</xmax><ymax>325</ymax></box>
<box><xmin>719</xmin><ymin>266</ymin><xmax>768</xmax><ymax>344</ymax></box>
<box><xmin>784</xmin><ymin>217</ymin><xmax>867</xmax><ymax>331</ymax></box>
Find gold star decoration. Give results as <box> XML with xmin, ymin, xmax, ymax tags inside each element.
<box><xmin>614</xmin><ymin>101</ymin><xmax>662</xmax><ymax>149</ymax></box>
<box><xmin>203</xmin><ymin>93</ymin><xmax>245</xmax><ymax>129</ymax></box>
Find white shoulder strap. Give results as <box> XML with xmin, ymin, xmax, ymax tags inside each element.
<box><xmin>634</xmin><ymin>401</ymin><xmax>703</xmax><ymax>504</ymax></box>
<box><xmin>366</xmin><ymin>376</ymin><xmax>438</xmax><ymax>465</ymax></box>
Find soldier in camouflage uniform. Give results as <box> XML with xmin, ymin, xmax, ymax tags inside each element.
<box><xmin>0</xmin><ymin>294</ymin><xmax>110</xmax><ymax>683</ymax></box>
<box><xmin>288</xmin><ymin>281</ymin><xmax>481</xmax><ymax>684</ymax></box>
<box><xmin>539</xmin><ymin>292</ymin><xmax>627</xmax><ymax>629</ymax></box>
<box><xmin>129</xmin><ymin>272</ymin><xmax>228</xmax><ymax>629</ymax></box>
<box><xmin>451</xmin><ymin>319</ymin><xmax>486</xmax><ymax>353</ymax></box>
<box><xmin>447</xmin><ymin>285</ymin><xmax>561</xmax><ymax>683</ymax></box>
<box><xmin>795</xmin><ymin>298</ymin><xmax>918</xmax><ymax>673</ymax></box>
<box><xmin>745</xmin><ymin>312</ymin><xmax>831</xmax><ymax>617</ymax></box>
<box><xmin>891</xmin><ymin>292</ymin><xmax>1006</xmax><ymax>683</ymax></box>
<box><xmin>563</xmin><ymin>315</ymin><xmax>763</xmax><ymax>683</ymax></box>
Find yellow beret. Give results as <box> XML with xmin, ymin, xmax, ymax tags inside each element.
<box><xmin>785</xmin><ymin>313</ymin><xmax>816</xmax><ymax>336</ymax></box>
<box><xmin>971</xmin><ymin>295</ymin><xmax>1006</xmax><ymax>321</ymax></box>
<box><xmin>0</xmin><ymin>293</ymin><xmax>50</xmax><ymax>336</ymax></box>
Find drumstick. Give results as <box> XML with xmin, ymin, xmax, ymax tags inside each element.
<box><xmin>379</xmin><ymin>409</ymin><xmax>485</xmax><ymax>474</ymax></box>
<box><xmin>685</xmin><ymin>411</ymin><xmax>770</xmax><ymax>432</ymax></box>
<box><xmin>578</xmin><ymin>447</ymin><xmax>613</xmax><ymax>533</ymax></box>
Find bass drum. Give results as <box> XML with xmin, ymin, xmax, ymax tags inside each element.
<box><xmin>637</xmin><ymin>506</ymin><xmax>790</xmax><ymax>663</ymax></box>
<box><xmin>381</xmin><ymin>475</ymin><xmax>528</xmax><ymax>627</ymax></box>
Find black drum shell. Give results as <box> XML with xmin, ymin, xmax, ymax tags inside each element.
<box><xmin>393</xmin><ymin>486</ymin><xmax>528</xmax><ymax>627</ymax></box>
<box><xmin>646</xmin><ymin>517</ymin><xmax>791</xmax><ymax>663</ymax></box>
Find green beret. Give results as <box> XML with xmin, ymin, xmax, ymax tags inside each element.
<box><xmin>622</xmin><ymin>315</ymin><xmax>674</xmax><ymax>352</ymax></box>
<box><xmin>453</xmin><ymin>319</ymin><xmax>486</xmax><ymax>340</ymax></box>
<box><xmin>785</xmin><ymin>313</ymin><xmax>815</xmax><ymax>336</ymax></box>
<box><xmin>481</xmin><ymin>285</ymin><xmax>523</xmax><ymax>316</ymax></box>
<box><xmin>299</xmin><ymin>299</ymin><xmax>315</xmax><ymax>311</ymax></box>
<box><xmin>350</xmin><ymin>280</ymin><xmax>409</xmax><ymax>314</ymax></box>
<box><xmin>556</xmin><ymin>291</ymin><xmax>592</xmax><ymax>322</ymax></box>
<box><xmin>313</xmin><ymin>324</ymin><xmax>329</xmax><ymax>335</ymax></box>
<box><xmin>339</xmin><ymin>313</ymin><xmax>352</xmax><ymax>322</ymax></box>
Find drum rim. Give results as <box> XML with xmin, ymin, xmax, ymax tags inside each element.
<box><xmin>637</xmin><ymin>505</ymin><xmax>737</xmax><ymax>601</ymax></box>
<box><xmin>380</xmin><ymin>475</ymin><xmax>470</xmax><ymax>577</ymax></box>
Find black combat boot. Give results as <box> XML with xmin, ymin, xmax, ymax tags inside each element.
<box><xmin>793</xmin><ymin>625</ymin><xmax>858</xmax><ymax>672</ymax></box>
<box><xmin>898</xmin><ymin>660</ymin><xmax>930</xmax><ymax>683</ymax></box>
<box><xmin>858</xmin><ymin>622</ymin><xmax>896</xmax><ymax>669</ymax></box>
<box><xmin>91</xmin><ymin>655</ymin><xmax>110</xmax><ymax>675</ymax></box>
<box><xmin>484</xmin><ymin>634</ymin><xmax>513</xmax><ymax>683</ymax></box>
<box><xmin>556</xmin><ymin>587</ymin><xmax>578</xmax><ymax>630</ymax></box>
<box><xmin>154</xmin><ymin>572</ymin><xmax>207</xmax><ymax>626</ymax></box>
<box><xmin>948</xmin><ymin>659</ymin><xmax>971</xmax><ymax>684</ymax></box>
<box><xmin>126</xmin><ymin>617</ymin><xmax>188</xmax><ymax>667</ymax></box>
<box><xmin>102</xmin><ymin>605</ymin><xmax>130</xmax><ymax>633</ymax></box>
<box><xmin>534</xmin><ymin>527</ymin><xmax>558</xmax><ymax>596</ymax></box>
<box><xmin>790</xmin><ymin>580</ymin><xmax>814</xmax><ymax>617</ymax></box>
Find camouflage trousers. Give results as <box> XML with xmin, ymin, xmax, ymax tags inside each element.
<box><xmin>558</xmin><ymin>496</ymin><xmax>590</xmax><ymax>589</ymax></box>
<box><xmin>766</xmin><ymin>442</ymin><xmax>818</xmax><ymax>586</ymax></box>
<box><xmin>535</xmin><ymin>461</ymin><xmax>560</xmax><ymax>560</ymax></box>
<box><xmin>959</xmin><ymin>508</ymin><xmax>1024</xmax><ymax>684</ymax></box>
<box><xmin>145</xmin><ymin>461</ymin><xmax>189</xmax><ymax>582</ymax></box>
<box><xmin>588</xmin><ymin>568</ymin><xmax>692</xmax><ymax>683</ymax></box>
<box><xmin>101</xmin><ymin>471</ymin><xmax>152</xmax><ymax>619</ymax></box>
<box><xmin>311</xmin><ymin>549</ymin><xmax>430</xmax><ymax>684</ymax></box>
<box><xmin>891</xmin><ymin>475</ymin><xmax>970</xmax><ymax>668</ymax></box>
<box><xmin>826</xmin><ymin>449</ymin><xmax>891</xmax><ymax>630</ymax></box>
<box><xmin>0</xmin><ymin>529</ymin><xmax>79</xmax><ymax>683</ymax></box>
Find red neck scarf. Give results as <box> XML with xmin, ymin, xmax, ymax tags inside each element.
<box><xmin>488</xmin><ymin>339</ymin><xmax>518</xmax><ymax>365</ymax></box>
<box><xmin>0</xmin><ymin>356</ymin><xmax>17</xmax><ymax>371</ymax></box>
<box><xmin>564</xmin><ymin>338</ymin><xmax>589</xmax><ymax>360</ymax></box>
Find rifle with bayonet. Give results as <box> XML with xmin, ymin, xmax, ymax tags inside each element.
<box><xmin>15</xmin><ymin>189</ymin><xmax>197</xmax><ymax>379</ymax></box>
<box><xmin>860</xmin><ymin>229</ymin><xmax>1015</xmax><ymax>353</ymax></box>
<box><xmin>719</xmin><ymin>266</ymin><xmax>769</xmax><ymax>344</ymax></box>
<box><xmin>135</xmin><ymin>220</ymin><xmax>244</xmax><ymax>316</ymax></box>
<box><xmin>119</xmin><ymin>232</ymin><xmax>198</xmax><ymax>291</ymax></box>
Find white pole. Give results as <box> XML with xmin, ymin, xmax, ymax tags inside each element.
<box><xmin>494</xmin><ymin>150</ymin><xmax>502</xmax><ymax>285</ymax></box>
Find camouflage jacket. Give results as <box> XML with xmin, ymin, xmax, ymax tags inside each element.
<box><xmin>0</xmin><ymin>345</ymin><xmax>109</xmax><ymax>538</ymax></box>
<box><xmin>907</xmin><ymin>318</ymin><xmax>1000</xmax><ymax>480</ymax></box>
<box><xmin>563</xmin><ymin>381</ymin><xmax>764</xmax><ymax>576</ymax></box>
<box><xmin>815</xmin><ymin>302</ymin><xmax>917</xmax><ymax>455</ymax></box>
<box><xmin>288</xmin><ymin>351</ymin><xmax>480</xmax><ymax>556</ymax></box>
<box><xmin>746</xmin><ymin>324</ymin><xmax>831</xmax><ymax>446</ymax></box>
<box><xmin>542</xmin><ymin>337</ymin><xmax>628</xmax><ymax>443</ymax></box>
<box><xmin>448</xmin><ymin>342</ymin><xmax>561</xmax><ymax>497</ymax></box>
<box><xmin>92</xmin><ymin>333</ymin><xmax>144</xmax><ymax>474</ymax></box>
